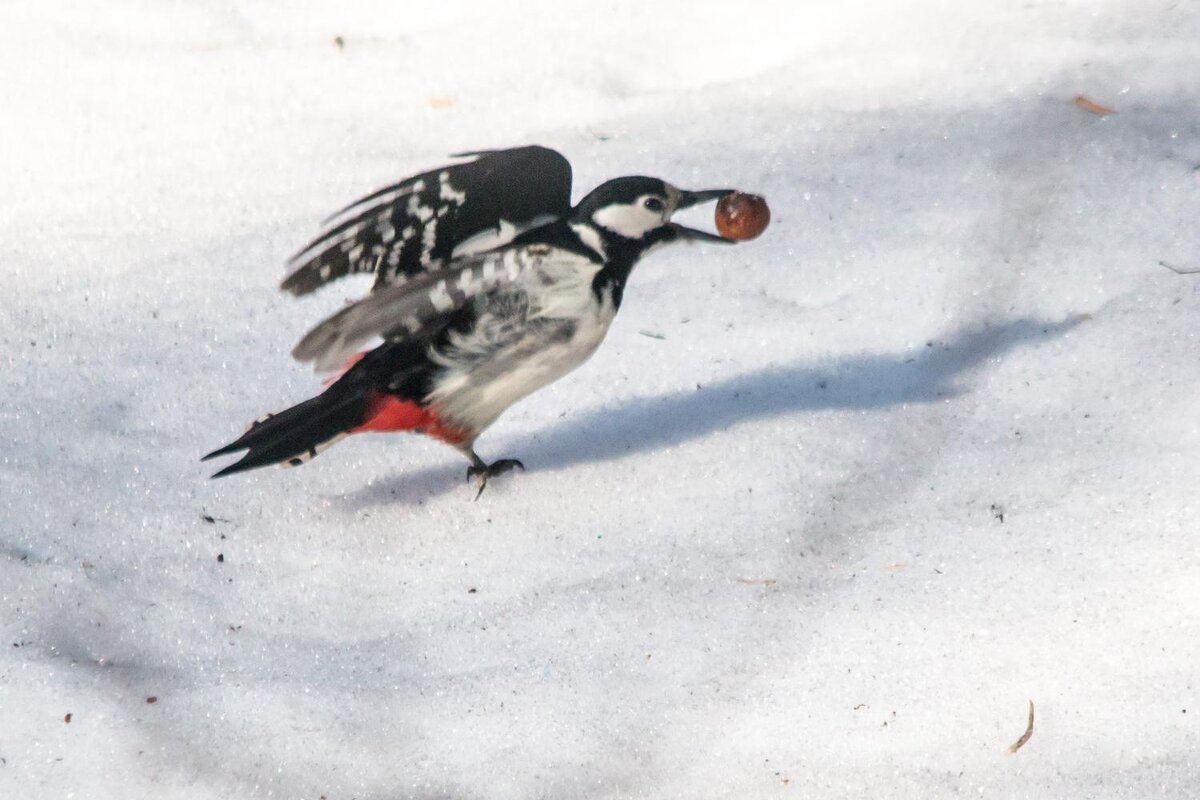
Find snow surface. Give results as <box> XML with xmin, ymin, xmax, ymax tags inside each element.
<box><xmin>3</xmin><ymin>1</ymin><xmax>1199</xmax><ymax>798</ymax></box>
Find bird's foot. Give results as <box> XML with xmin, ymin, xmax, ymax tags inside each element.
<box><xmin>466</xmin><ymin>459</ymin><xmax>525</xmax><ymax>500</ymax></box>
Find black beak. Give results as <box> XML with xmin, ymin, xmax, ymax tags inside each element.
<box><xmin>672</xmin><ymin>188</ymin><xmax>736</xmax><ymax>243</ymax></box>
<box><xmin>676</xmin><ymin>188</ymin><xmax>733</xmax><ymax>209</ymax></box>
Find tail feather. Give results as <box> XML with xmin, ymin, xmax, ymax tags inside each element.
<box><xmin>204</xmin><ymin>389</ymin><xmax>371</xmax><ymax>478</ymax></box>
<box><xmin>201</xmin><ymin>412</ymin><xmax>282</xmax><ymax>461</ymax></box>
<box><xmin>204</xmin><ymin>340</ymin><xmax>462</xmax><ymax>478</ymax></box>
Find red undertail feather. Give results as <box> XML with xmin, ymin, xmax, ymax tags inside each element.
<box><xmin>351</xmin><ymin>392</ymin><xmax>470</xmax><ymax>444</ymax></box>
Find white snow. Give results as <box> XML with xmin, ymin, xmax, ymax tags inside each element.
<box><xmin>3</xmin><ymin>1</ymin><xmax>1199</xmax><ymax>798</ymax></box>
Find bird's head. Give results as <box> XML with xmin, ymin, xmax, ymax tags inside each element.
<box><xmin>570</xmin><ymin>176</ymin><xmax>734</xmax><ymax>249</ymax></box>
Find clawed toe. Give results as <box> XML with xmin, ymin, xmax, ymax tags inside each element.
<box><xmin>466</xmin><ymin>458</ymin><xmax>525</xmax><ymax>499</ymax></box>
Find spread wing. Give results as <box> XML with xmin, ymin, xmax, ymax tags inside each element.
<box><xmin>280</xmin><ymin>146</ymin><xmax>572</xmax><ymax>297</ymax></box>
<box><xmin>291</xmin><ymin>244</ymin><xmax>552</xmax><ymax>372</ymax></box>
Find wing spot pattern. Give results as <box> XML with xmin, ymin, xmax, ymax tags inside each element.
<box><xmin>428</xmin><ymin>280</ymin><xmax>455</xmax><ymax>312</ymax></box>
<box><xmin>406</xmin><ymin>194</ymin><xmax>435</xmax><ymax>223</ymax></box>
<box><xmin>438</xmin><ymin>171</ymin><xmax>468</xmax><ymax>205</ymax></box>
<box><xmin>279</xmin><ymin>147</ymin><xmax>573</xmax><ymax>299</ymax></box>
<box><xmin>456</xmin><ymin>266</ymin><xmax>480</xmax><ymax>296</ymax></box>
<box><xmin>376</xmin><ymin>217</ymin><xmax>396</xmax><ymax>243</ymax></box>
<box><xmin>420</xmin><ymin>218</ymin><xmax>439</xmax><ymax>266</ymax></box>
<box><xmin>504</xmin><ymin>253</ymin><xmax>522</xmax><ymax>280</ymax></box>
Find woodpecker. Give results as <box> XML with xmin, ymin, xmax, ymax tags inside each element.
<box><xmin>204</xmin><ymin>146</ymin><xmax>739</xmax><ymax>495</ymax></box>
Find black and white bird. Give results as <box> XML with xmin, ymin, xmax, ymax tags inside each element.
<box><xmin>204</xmin><ymin>146</ymin><xmax>742</xmax><ymax>495</ymax></box>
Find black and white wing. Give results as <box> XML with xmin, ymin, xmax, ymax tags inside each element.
<box><xmin>280</xmin><ymin>146</ymin><xmax>572</xmax><ymax>297</ymax></box>
<box><xmin>292</xmin><ymin>243</ymin><xmax>555</xmax><ymax>372</ymax></box>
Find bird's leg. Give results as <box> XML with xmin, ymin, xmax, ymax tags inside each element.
<box><xmin>462</xmin><ymin>447</ymin><xmax>525</xmax><ymax>500</ymax></box>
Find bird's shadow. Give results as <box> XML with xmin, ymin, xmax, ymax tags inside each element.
<box><xmin>339</xmin><ymin>314</ymin><xmax>1084</xmax><ymax>509</ymax></box>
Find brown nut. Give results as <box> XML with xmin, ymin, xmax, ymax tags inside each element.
<box><xmin>715</xmin><ymin>192</ymin><xmax>770</xmax><ymax>241</ymax></box>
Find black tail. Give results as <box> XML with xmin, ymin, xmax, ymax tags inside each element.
<box><xmin>202</xmin><ymin>381</ymin><xmax>372</xmax><ymax>478</ymax></box>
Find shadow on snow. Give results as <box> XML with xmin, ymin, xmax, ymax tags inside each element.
<box><xmin>341</xmin><ymin>314</ymin><xmax>1084</xmax><ymax>508</ymax></box>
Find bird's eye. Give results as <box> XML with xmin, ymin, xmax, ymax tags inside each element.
<box><xmin>643</xmin><ymin>197</ymin><xmax>666</xmax><ymax>212</ymax></box>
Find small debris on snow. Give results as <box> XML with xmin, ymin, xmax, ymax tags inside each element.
<box><xmin>1074</xmin><ymin>95</ymin><xmax>1116</xmax><ymax>116</ymax></box>
<box><xmin>1160</xmin><ymin>260</ymin><xmax>1200</xmax><ymax>275</ymax></box>
<box><xmin>1009</xmin><ymin>700</ymin><xmax>1035</xmax><ymax>753</ymax></box>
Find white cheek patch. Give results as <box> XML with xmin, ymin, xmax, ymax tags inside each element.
<box><xmin>592</xmin><ymin>201</ymin><xmax>663</xmax><ymax>239</ymax></box>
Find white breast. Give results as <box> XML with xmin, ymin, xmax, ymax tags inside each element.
<box><xmin>427</xmin><ymin>252</ymin><xmax>617</xmax><ymax>436</ymax></box>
